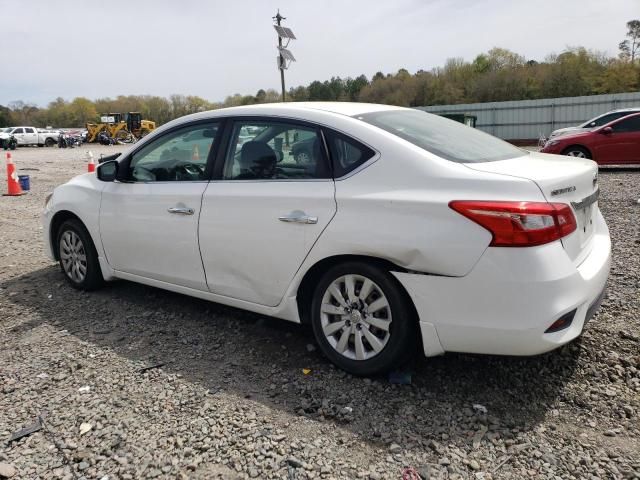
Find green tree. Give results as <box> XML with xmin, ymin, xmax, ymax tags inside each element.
<box><xmin>69</xmin><ymin>97</ymin><xmax>98</xmax><ymax>126</ymax></box>
<box><xmin>345</xmin><ymin>75</ymin><xmax>369</xmax><ymax>101</ymax></box>
<box><xmin>0</xmin><ymin>105</ymin><xmax>11</xmax><ymax>126</ymax></box>
<box><xmin>619</xmin><ymin>20</ymin><xmax>640</xmax><ymax>62</ymax></box>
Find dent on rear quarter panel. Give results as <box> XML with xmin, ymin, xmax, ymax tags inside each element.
<box><xmin>312</xmin><ymin>141</ymin><xmax>549</xmax><ymax>277</ymax></box>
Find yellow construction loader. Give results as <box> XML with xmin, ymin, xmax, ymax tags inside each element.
<box><xmin>86</xmin><ymin>112</ymin><xmax>156</xmax><ymax>143</ymax></box>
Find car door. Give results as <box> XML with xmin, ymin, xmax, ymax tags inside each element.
<box><xmin>100</xmin><ymin>121</ymin><xmax>221</xmax><ymax>290</ymax></box>
<box><xmin>594</xmin><ymin>115</ymin><xmax>640</xmax><ymax>164</ymax></box>
<box><xmin>11</xmin><ymin>128</ymin><xmax>25</xmax><ymax>145</ymax></box>
<box><xmin>199</xmin><ymin>118</ymin><xmax>336</xmax><ymax>307</ymax></box>
<box><xmin>23</xmin><ymin>127</ymin><xmax>38</xmax><ymax>145</ymax></box>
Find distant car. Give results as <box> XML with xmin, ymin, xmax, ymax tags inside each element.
<box><xmin>541</xmin><ymin>112</ymin><xmax>640</xmax><ymax>164</ymax></box>
<box><xmin>290</xmin><ymin>131</ymin><xmax>317</xmax><ymax>165</ymax></box>
<box><xmin>0</xmin><ymin>126</ymin><xmax>60</xmax><ymax>147</ymax></box>
<box><xmin>1</xmin><ymin>127</ymin><xmax>17</xmax><ymax>150</ymax></box>
<box><xmin>549</xmin><ymin>108</ymin><xmax>640</xmax><ymax>140</ymax></box>
<box><xmin>44</xmin><ymin>102</ymin><xmax>610</xmax><ymax>375</ymax></box>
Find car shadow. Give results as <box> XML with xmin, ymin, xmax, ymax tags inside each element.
<box><xmin>2</xmin><ymin>266</ymin><xmax>581</xmax><ymax>450</ymax></box>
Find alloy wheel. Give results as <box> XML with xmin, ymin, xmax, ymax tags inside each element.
<box><xmin>566</xmin><ymin>150</ymin><xmax>586</xmax><ymax>158</ymax></box>
<box><xmin>59</xmin><ymin>230</ymin><xmax>88</xmax><ymax>283</ymax></box>
<box><xmin>320</xmin><ymin>274</ymin><xmax>392</xmax><ymax>361</ymax></box>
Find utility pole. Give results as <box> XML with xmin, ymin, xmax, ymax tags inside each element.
<box><xmin>273</xmin><ymin>10</ymin><xmax>296</xmax><ymax>103</ymax></box>
<box><xmin>275</xmin><ymin>11</ymin><xmax>286</xmax><ymax>102</ymax></box>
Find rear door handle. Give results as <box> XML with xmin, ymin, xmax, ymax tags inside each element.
<box><xmin>278</xmin><ymin>210</ymin><xmax>318</xmax><ymax>224</ymax></box>
<box><xmin>168</xmin><ymin>207</ymin><xmax>195</xmax><ymax>215</ymax></box>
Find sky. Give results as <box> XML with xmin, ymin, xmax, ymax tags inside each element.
<box><xmin>0</xmin><ymin>0</ymin><xmax>638</xmax><ymax>107</ymax></box>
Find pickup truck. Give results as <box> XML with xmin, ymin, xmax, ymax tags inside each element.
<box><xmin>0</xmin><ymin>126</ymin><xmax>60</xmax><ymax>147</ymax></box>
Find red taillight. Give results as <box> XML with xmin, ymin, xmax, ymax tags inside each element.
<box><xmin>449</xmin><ymin>200</ymin><xmax>577</xmax><ymax>247</ymax></box>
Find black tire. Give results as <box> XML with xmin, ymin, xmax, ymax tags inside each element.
<box><xmin>561</xmin><ymin>146</ymin><xmax>591</xmax><ymax>159</ymax></box>
<box><xmin>310</xmin><ymin>261</ymin><xmax>417</xmax><ymax>376</ymax></box>
<box><xmin>56</xmin><ymin>219</ymin><xmax>104</xmax><ymax>291</ymax></box>
<box><xmin>45</xmin><ymin>138</ymin><xmax>55</xmax><ymax>147</ymax></box>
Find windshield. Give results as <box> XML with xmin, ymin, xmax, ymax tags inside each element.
<box><xmin>581</xmin><ymin>111</ymin><xmax>638</xmax><ymax>128</ymax></box>
<box><xmin>356</xmin><ymin>109</ymin><xmax>527</xmax><ymax>163</ymax></box>
<box><xmin>2</xmin><ymin>128</ymin><xmax>12</xmax><ymax>133</ymax></box>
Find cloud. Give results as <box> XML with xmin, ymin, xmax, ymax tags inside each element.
<box><xmin>0</xmin><ymin>0</ymin><xmax>636</xmax><ymax>106</ymax></box>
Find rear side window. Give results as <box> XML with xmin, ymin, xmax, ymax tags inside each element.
<box><xmin>357</xmin><ymin>109</ymin><xmax>526</xmax><ymax>163</ymax></box>
<box><xmin>324</xmin><ymin>130</ymin><xmax>375</xmax><ymax>177</ymax></box>
<box><xmin>223</xmin><ymin>120</ymin><xmax>331</xmax><ymax>180</ymax></box>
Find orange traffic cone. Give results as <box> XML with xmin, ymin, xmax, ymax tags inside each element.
<box><xmin>4</xmin><ymin>153</ymin><xmax>24</xmax><ymax>196</ymax></box>
<box><xmin>192</xmin><ymin>144</ymin><xmax>200</xmax><ymax>161</ymax></box>
<box><xmin>86</xmin><ymin>151</ymin><xmax>95</xmax><ymax>173</ymax></box>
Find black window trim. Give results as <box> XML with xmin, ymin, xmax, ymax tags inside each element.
<box><xmin>111</xmin><ymin>114</ymin><xmax>381</xmax><ymax>183</ymax></box>
<box><xmin>321</xmin><ymin>127</ymin><xmax>378</xmax><ymax>181</ymax></box>
<box><xmin>211</xmin><ymin>115</ymin><xmax>334</xmax><ymax>182</ymax></box>
<box><xmin>115</xmin><ymin>118</ymin><xmax>226</xmax><ymax>183</ymax></box>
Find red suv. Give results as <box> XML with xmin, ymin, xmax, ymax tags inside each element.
<box><xmin>541</xmin><ymin>112</ymin><xmax>640</xmax><ymax>164</ymax></box>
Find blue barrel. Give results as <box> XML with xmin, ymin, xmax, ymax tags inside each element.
<box><xmin>18</xmin><ymin>175</ymin><xmax>30</xmax><ymax>191</ymax></box>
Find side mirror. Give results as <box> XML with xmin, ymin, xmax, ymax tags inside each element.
<box><xmin>97</xmin><ymin>160</ymin><xmax>118</xmax><ymax>182</ymax></box>
<box><xmin>601</xmin><ymin>126</ymin><xmax>613</xmax><ymax>135</ymax></box>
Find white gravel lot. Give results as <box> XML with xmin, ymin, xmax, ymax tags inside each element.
<box><xmin>0</xmin><ymin>145</ymin><xmax>639</xmax><ymax>480</ymax></box>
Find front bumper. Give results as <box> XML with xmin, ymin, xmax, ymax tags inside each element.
<box><xmin>540</xmin><ymin>143</ymin><xmax>564</xmax><ymax>155</ymax></box>
<box><xmin>42</xmin><ymin>205</ymin><xmax>55</xmax><ymax>261</ymax></box>
<box><xmin>394</xmin><ymin>209</ymin><xmax>611</xmax><ymax>357</ymax></box>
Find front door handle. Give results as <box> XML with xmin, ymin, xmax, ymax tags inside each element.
<box><xmin>168</xmin><ymin>207</ymin><xmax>195</xmax><ymax>215</ymax></box>
<box><xmin>278</xmin><ymin>210</ymin><xmax>318</xmax><ymax>224</ymax></box>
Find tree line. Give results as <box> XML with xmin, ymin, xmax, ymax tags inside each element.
<box><xmin>1</xmin><ymin>21</ymin><xmax>638</xmax><ymax>128</ymax></box>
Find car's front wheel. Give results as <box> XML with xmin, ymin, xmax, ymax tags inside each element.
<box><xmin>310</xmin><ymin>262</ymin><xmax>416</xmax><ymax>376</ymax></box>
<box><xmin>57</xmin><ymin>219</ymin><xmax>104</xmax><ymax>290</ymax></box>
<box><xmin>562</xmin><ymin>146</ymin><xmax>591</xmax><ymax>159</ymax></box>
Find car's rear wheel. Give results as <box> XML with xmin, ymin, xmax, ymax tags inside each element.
<box><xmin>45</xmin><ymin>138</ymin><xmax>55</xmax><ymax>147</ymax></box>
<box><xmin>562</xmin><ymin>146</ymin><xmax>591</xmax><ymax>159</ymax></box>
<box><xmin>57</xmin><ymin>219</ymin><xmax>104</xmax><ymax>291</ymax></box>
<box><xmin>310</xmin><ymin>262</ymin><xmax>416</xmax><ymax>376</ymax></box>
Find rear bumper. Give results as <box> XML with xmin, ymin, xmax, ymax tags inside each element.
<box><xmin>394</xmin><ymin>210</ymin><xmax>611</xmax><ymax>357</ymax></box>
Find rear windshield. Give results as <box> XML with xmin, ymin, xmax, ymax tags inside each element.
<box><xmin>355</xmin><ymin>109</ymin><xmax>527</xmax><ymax>163</ymax></box>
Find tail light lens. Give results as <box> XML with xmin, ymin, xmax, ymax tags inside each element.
<box><xmin>449</xmin><ymin>201</ymin><xmax>577</xmax><ymax>247</ymax></box>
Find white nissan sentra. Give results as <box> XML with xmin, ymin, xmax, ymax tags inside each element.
<box><xmin>43</xmin><ymin>103</ymin><xmax>611</xmax><ymax>375</ymax></box>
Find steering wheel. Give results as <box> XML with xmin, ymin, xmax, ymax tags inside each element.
<box><xmin>175</xmin><ymin>163</ymin><xmax>205</xmax><ymax>180</ymax></box>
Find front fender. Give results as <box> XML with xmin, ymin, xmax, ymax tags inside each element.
<box><xmin>43</xmin><ymin>174</ymin><xmax>114</xmax><ymax>279</ymax></box>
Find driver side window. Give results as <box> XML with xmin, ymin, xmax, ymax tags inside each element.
<box><xmin>127</xmin><ymin>122</ymin><xmax>219</xmax><ymax>182</ymax></box>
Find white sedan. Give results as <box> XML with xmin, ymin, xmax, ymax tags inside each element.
<box><xmin>43</xmin><ymin>102</ymin><xmax>611</xmax><ymax>375</ymax></box>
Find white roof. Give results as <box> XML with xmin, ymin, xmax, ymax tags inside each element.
<box><xmin>211</xmin><ymin>101</ymin><xmax>404</xmax><ymax>117</ymax></box>
<box><xmin>159</xmin><ymin>102</ymin><xmax>407</xmax><ymax>133</ymax></box>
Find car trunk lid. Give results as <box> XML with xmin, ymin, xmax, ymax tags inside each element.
<box><xmin>465</xmin><ymin>151</ymin><xmax>599</xmax><ymax>265</ymax></box>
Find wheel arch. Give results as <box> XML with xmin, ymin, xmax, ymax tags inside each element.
<box><xmin>295</xmin><ymin>254</ymin><xmax>420</xmax><ymax>329</ymax></box>
<box><xmin>561</xmin><ymin>144</ymin><xmax>592</xmax><ymax>158</ymax></box>
<box><xmin>50</xmin><ymin>210</ymin><xmax>85</xmax><ymax>261</ymax></box>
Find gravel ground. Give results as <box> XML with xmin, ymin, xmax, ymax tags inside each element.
<box><xmin>1</xmin><ymin>146</ymin><xmax>639</xmax><ymax>480</ymax></box>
